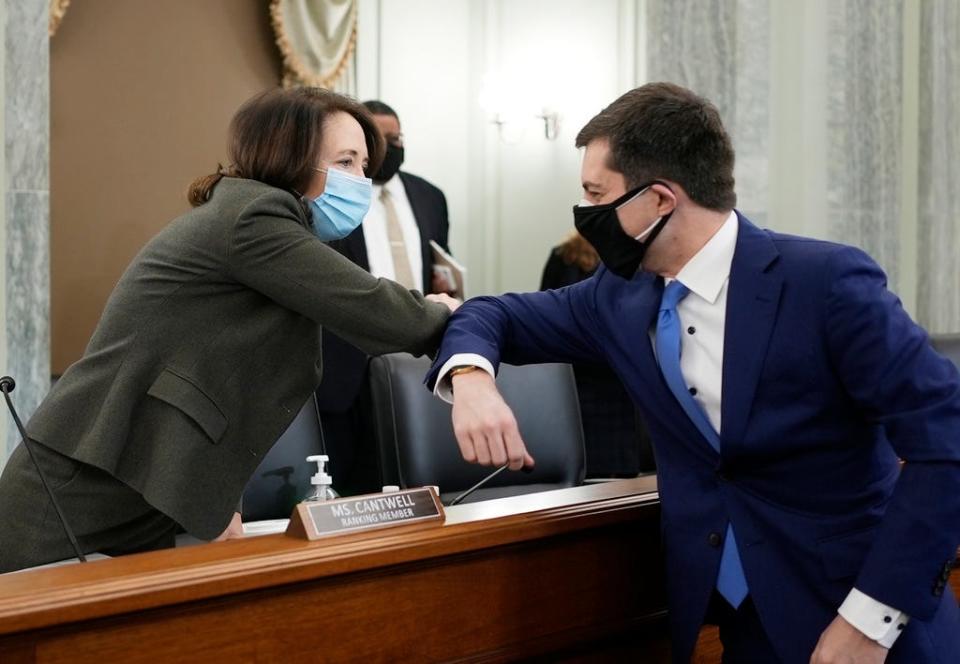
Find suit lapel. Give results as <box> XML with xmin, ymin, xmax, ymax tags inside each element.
<box><xmin>621</xmin><ymin>271</ymin><xmax>721</xmax><ymax>457</ymax></box>
<box><xmin>344</xmin><ymin>224</ymin><xmax>370</xmax><ymax>271</ymax></box>
<box><xmin>399</xmin><ymin>173</ymin><xmax>424</xmax><ymax>227</ymax></box>
<box><xmin>720</xmin><ymin>215</ymin><xmax>783</xmax><ymax>448</ymax></box>
<box><xmin>627</xmin><ymin>271</ymin><xmax>664</xmax><ymax>388</ymax></box>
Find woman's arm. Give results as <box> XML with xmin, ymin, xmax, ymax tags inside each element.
<box><xmin>227</xmin><ymin>190</ymin><xmax>450</xmax><ymax>357</ymax></box>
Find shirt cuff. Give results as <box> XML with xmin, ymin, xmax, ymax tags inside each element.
<box><xmin>432</xmin><ymin>353</ymin><xmax>496</xmax><ymax>403</ymax></box>
<box><xmin>838</xmin><ymin>587</ymin><xmax>909</xmax><ymax>649</ymax></box>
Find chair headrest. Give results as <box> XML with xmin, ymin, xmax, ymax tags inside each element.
<box><xmin>368</xmin><ymin>354</ymin><xmax>585</xmax><ymax>497</ymax></box>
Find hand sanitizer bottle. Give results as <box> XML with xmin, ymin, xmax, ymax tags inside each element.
<box><xmin>305</xmin><ymin>455</ymin><xmax>339</xmax><ymax>502</ymax></box>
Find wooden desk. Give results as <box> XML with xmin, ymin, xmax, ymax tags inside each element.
<box><xmin>0</xmin><ymin>477</ymin><xmax>668</xmax><ymax>663</ymax></box>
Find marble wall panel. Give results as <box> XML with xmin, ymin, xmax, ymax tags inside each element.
<box><xmin>645</xmin><ymin>0</ymin><xmax>770</xmax><ymax>227</ymax></box>
<box><xmin>917</xmin><ymin>0</ymin><xmax>960</xmax><ymax>334</ymax></box>
<box><xmin>3</xmin><ymin>0</ymin><xmax>50</xmax><ymax>460</ymax></box>
<box><xmin>826</xmin><ymin>1</ymin><xmax>904</xmax><ymax>289</ymax></box>
<box><xmin>5</xmin><ymin>190</ymin><xmax>49</xmax><ymax>454</ymax></box>
<box><xmin>5</xmin><ymin>0</ymin><xmax>47</xmax><ymax>192</ymax></box>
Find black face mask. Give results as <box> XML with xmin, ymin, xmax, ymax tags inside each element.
<box><xmin>572</xmin><ymin>181</ymin><xmax>674</xmax><ymax>279</ymax></box>
<box><xmin>373</xmin><ymin>143</ymin><xmax>405</xmax><ymax>184</ymax></box>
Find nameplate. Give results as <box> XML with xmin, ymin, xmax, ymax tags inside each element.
<box><xmin>286</xmin><ymin>487</ymin><xmax>445</xmax><ymax>540</ymax></box>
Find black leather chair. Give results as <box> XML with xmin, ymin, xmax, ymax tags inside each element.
<box><xmin>931</xmin><ymin>333</ymin><xmax>960</xmax><ymax>370</ymax></box>
<box><xmin>368</xmin><ymin>353</ymin><xmax>585</xmax><ymax>504</ymax></box>
<box><xmin>242</xmin><ymin>394</ymin><xmax>325</xmax><ymax>521</ymax></box>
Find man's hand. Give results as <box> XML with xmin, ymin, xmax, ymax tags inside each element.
<box><xmin>810</xmin><ymin>615</ymin><xmax>888</xmax><ymax>664</ymax></box>
<box><xmin>426</xmin><ymin>292</ymin><xmax>461</xmax><ymax>312</ymax></box>
<box><xmin>450</xmin><ymin>369</ymin><xmax>535</xmax><ymax>471</ymax></box>
<box><xmin>214</xmin><ymin>512</ymin><xmax>244</xmax><ymax>542</ymax></box>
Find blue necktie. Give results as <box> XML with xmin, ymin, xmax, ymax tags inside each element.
<box><xmin>656</xmin><ymin>280</ymin><xmax>749</xmax><ymax>608</ymax></box>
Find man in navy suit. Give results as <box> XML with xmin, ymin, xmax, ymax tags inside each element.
<box><xmin>317</xmin><ymin>100</ymin><xmax>453</xmax><ymax>495</ymax></box>
<box><xmin>425</xmin><ymin>83</ymin><xmax>960</xmax><ymax>663</ymax></box>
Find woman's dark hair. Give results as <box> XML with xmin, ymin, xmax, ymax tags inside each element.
<box><xmin>575</xmin><ymin>82</ymin><xmax>736</xmax><ymax>211</ymax></box>
<box><xmin>188</xmin><ymin>87</ymin><xmax>385</xmax><ymax>207</ymax></box>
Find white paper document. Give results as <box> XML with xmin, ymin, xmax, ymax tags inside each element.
<box><xmin>429</xmin><ymin>240</ymin><xmax>467</xmax><ymax>300</ymax></box>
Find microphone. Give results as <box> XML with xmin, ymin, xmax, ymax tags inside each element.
<box><xmin>0</xmin><ymin>376</ymin><xmax>86</xmax><ymax>563</ymax></box>
<box><xmin>448</xmin><ymin>462</ymin><xmax>534</xmax><ymax>506</ymax></box>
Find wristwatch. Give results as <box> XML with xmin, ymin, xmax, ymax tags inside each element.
<box><xmin>448</xmin><ymin>364</ymin><xmax>480</xmax><ymax>394</ymax></box>
<box><xmin>449</xmin><ymin>365</ymin><xmax>480</xmax><ymax>378</ymax></box>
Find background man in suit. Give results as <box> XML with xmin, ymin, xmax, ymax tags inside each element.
<box><xmin>425</xmin><ymin>83</ymin><xmax>960</xmax><ymax>663</ymax></box>
<box><xmin>540</xmin><ymin>232</ymin><xmax>655</xmax><ymax>477</ymax></box>
<box><xmin>317</xmin><ymin>100</ymin><xmax>452</xmax><ymax>495</ymax></box>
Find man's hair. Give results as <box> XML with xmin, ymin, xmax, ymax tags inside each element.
<box><xmin>362</xmin><ymin>99</ymin><xmax>399</xmax><ymax>119</ymax></box>
<box><xmin>187</xmin><ymin>87</ymin><xmax>384</xmax><ymax>207</ymax></box>
<box><xmin>575</xmin><ymin>82</ymin><xmax>736</xmax><ymax>211</ymax></box>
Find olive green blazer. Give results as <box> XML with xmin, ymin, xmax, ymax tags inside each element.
<box><xmin>27</xmin><ymin>178</ymin><xmax>450</xmax><ymax>539</ymax></box>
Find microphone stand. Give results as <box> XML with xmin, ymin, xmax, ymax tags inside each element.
<box><xmin>0</xmin><ymin>376</ymin><xmax>86</xmax><ymax>563</ymax></box>
<box><xmin>448</xmin><ymin>462</ymin><xmax>533</xmax><ymax>506</ymax></box>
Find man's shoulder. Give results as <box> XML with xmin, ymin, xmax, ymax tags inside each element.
<box><xmin>755</xmin><ymin>225</ymin><xmax>867</xmax><ymax>266</ymax></box>
<box><xmin>745</xmin><ymin>226</ymin><xmax>886</xmax><ymax>290</ymax></box>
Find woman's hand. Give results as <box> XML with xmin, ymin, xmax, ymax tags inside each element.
<box><xmin>426</xmin><ymin>293</ymin><xmax>461</xmax><ymax>312</ymax></box>
<box><xmin>214</xmin><ymin>512</ymin><xmax>244</xmax><ymax>541</ymax></box>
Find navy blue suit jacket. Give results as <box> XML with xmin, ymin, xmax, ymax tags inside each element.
<box><xmin>426</xmin><ymin>215</ymin><xmax>960</xmax><ymax>663</ymax></box>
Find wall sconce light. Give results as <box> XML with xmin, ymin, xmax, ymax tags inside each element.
<box><xmin>536</xmin><ymin>109</ymin><xmax>560</xmax><ymax>140</ymax></box>
<box><xmin>488</xmin><ymin>113</ymin><xmax>525</xmax><ymax>144</ymax></box>
<box><xmin>480</xmin><ymin>75</ymin><xmax>561</xmax><ymax>142</ymax></box>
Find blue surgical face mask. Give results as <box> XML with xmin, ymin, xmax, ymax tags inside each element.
<box><xmin>308</xmin><ymin>167</ymin><xmax>373</xmax><ymax>241</ymax></box>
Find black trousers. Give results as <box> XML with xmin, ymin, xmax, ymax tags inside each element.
<box><xmin>704</xmin><ymin>592</ymin><xmax>781</xmax><ymax>664</ymax></box>
<box><xmin>0</xmin><ymin>441</ymin><xmax>177</xmax><ymax>574</ymax></box>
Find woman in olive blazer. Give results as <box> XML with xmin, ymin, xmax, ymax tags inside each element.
<box><xmin>0</xmin><ymin>88</ymin><xmax>452</xmax><ymax>573</ymax></box>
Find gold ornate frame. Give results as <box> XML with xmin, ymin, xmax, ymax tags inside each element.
<box><xmin>49</xmin><ymin>0</ymin><xmax>71</xmax><ymax>37</ymax></box>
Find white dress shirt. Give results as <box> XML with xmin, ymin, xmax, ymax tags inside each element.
<box><xmin>437</xmin><ymin>210</ymin><xmax>907</xmax><ymax>646</ymax></box>
<box><xmin>363</xmin><ymin>174</ymin><xmax>424</xmax><ymax>292</ymax></box>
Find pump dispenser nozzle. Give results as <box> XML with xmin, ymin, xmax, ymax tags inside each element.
<box><xmin>305</xmin><ymin>454</ymin><xmax>338</xmax><ymax>502</ymax></box>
